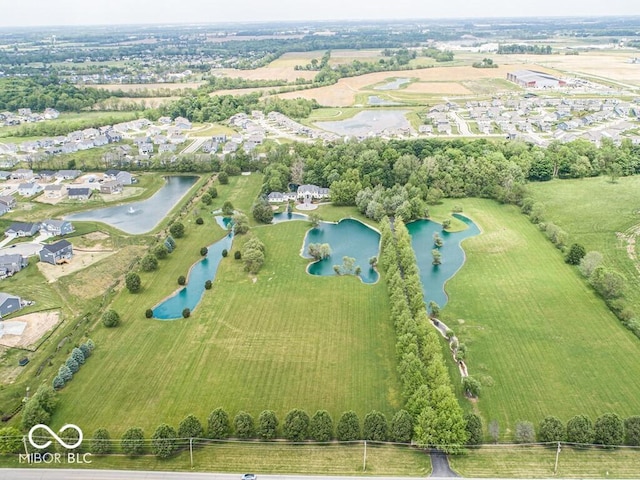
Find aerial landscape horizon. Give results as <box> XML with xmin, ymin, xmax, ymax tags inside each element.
<box><xmin>0</xmin><ymin>9</ymin><xmax>639</xmax><ymax>479</ymax></box>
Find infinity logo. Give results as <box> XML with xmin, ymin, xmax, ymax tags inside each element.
<box><xmin>28</xmin><ymin>424</ymin><xmax>83</xmax><ymax>450</ymax></box>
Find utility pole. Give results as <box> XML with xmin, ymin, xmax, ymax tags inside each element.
<box><xmin>554</xmin><ymin>442</ymin><xmax>561</xmax><ymax>474</ymax></box>
<box><xmin>363</xmin><ymin>440</ymin><xmax>367</xmax><ymax>471</ymax></box>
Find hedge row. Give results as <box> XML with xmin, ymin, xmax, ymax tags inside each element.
<box><xmin>379</xmin><ymin>216</ymin><xmax>467</xmax><ymax>453</ymax></box>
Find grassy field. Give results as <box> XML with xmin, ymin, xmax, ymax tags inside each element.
<box><xmin>50</xmin><ymin>174</ymin><xmax>400</xmax><ymax>436</ymax></box>
<box><xmin>450</xmin><ymin>445</ymin><xmax>640</xmax><ymax>478</ymax></box>
<box><xmin>528</xmin><ymin>176</ymin><xmax>640</xmax><ymax>312</ymax></box>
<box><xmin>437</xmin><ymin>198</ymin><xmax>640</xmax><ymax>434</ymax></box>
<box><xmin>0</xmin><ymin>443</ymin><xmax>431</xmax><ymax>475</ymax></box>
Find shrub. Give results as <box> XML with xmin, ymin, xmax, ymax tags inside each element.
<box><xmin>515</xmin><ymin>421</ymin><xmax>535</xmax><ymax>443</ymax></box>
<box><xmin>151</xmin><ymin>424</ymin><xmax>178</xmax><ymax>459</ymax></box>
<box><xmin>222</xmin><ymin>249</ymin><xmax>228</xmax><ymax>258</ymax></box>
<box><xmin>594</xmin><ymin>413</ymin><xmax>624</xmax><ymax>446</ymax></box>
<box><xmin>102</xmin><ymin>310</ymin><xmax>120</xmax><ymax>328</ymax></box>
<box><xmin>234</xmin><ymin>251</ymin><xmax>241</xmax><ymax>260</ymax></box>
<box><xmin>218</xmin><ymin>171</ymin><xmax>229</xmax><ymax>184</ymax></box>
<box><xmin>252</xmin><ymin>200</ymin><xmax>274</xmax><ymax>224</ymax></box>
<box><xmin>178</xmin><ymin>414</ymin><xmax>204</xmax><ymax>440</ymax></box>
<box><xmin>58</xmin><ymin>364</ymin><xmax>73</xmax><ymax>382</ymax></box>
<box><xmin>464</xmin><ymin>413</ymin><xmax>483</xmax><ymax>446</ymax></box>
<box><xmin>283</xmin><ymin>409</ymin><xmax>310</xmax><ymax>441</ymax></box>
<box><xmin>201</xmin><ymin>193</ymin><xmax>212</xmax><ymax>205</ymax></box>
<box><xmin>71</xmin><ymin>347</ymin><xmax>85</xmax><ymax>365</ymax></box>
<box><xmin>141</xmin><ymin>254</ymin><xmax>158</xmax><ymax>272</ymax></box>
<box><xmin>579</xmin><ymin>251</ymin><xmax>603</xmax><ymax>277</ymax></box>
<box><xmin>390</xmin><ymin>410</ymin><xmax>413</xmax><ymax>443</ymax></box>
<box><xmin>200</xmin><ymin>247</ymin><xmax>208</xmax><ymax>256</ymax></box>
<box><xmin>624</xmin><ymin>416</ymin><xmax>640</xmax><ymax>446</ymax></box>
<box><xmin>234</xmin><ymin>412</ymin><xmax>255</xmax><ymax>439</ymax></box>
<box><xmin>208</xmin><ymin>408</ymin><xmax>230</xmax><ymax>439</ymax></box>
<box><xmin>565</xmin><ymin>243</ymin><xmax>586</xmax><ymax>265</ymax></box>
<box><xmin>66</xmin><ymin>357</ymin><xmax>79</xmax><ymax>374</ymax></box>
<box><xmin>79</xmin><ymin>343</ymin><xmax>91</xmax><ymax>358</ymax></box>
<box><xmin>538</xmin><ymin>416</ymin><xmax>564</xmax><ymax>443</ymax></box>
<box><xmin>195</xmin><ymin>217</ymin><xmax>204</xmax><ymax>225</ymax></box>
<box><xmin>257</xmin><ymin>410</ymin><xmax>278</xmax><ymax>440</ymax></box>
<box><xmin>462</xmin><ymin>376</ymin><xmax>481</xmax><ymax>398</ymax></box>
<box><xmin>336</xmin><ymin>411</ymin><xmax>360</xmax><ymax>441</ymax></box>
<box><xmin>152</xmin><ymin>244</ymin><xmax>169</xmax><ymax>260</ymax></box>
<box><xmin>208</xmin><ymin>187</ymin><xmax>218</xmax><ymax>198</ymax></box>
<box><xmin>178</xmin><ymin>275</ymin><xmax>186</xmax><ymax>285</ymax></box>
<box><xmin>232</xmin><ymin>212</ymin><xmax>250</xmax><ymax>234</ymax></box>
<box><xmin>363</xmin><ymin>411</ymin><xmax>388</xmax><ymax>441</ymax></box>
<box><xmin>91</xmin><ymin>428</ymin><xmax>111</xmax><ymax>454</ymax></box>
<box><xmin>182</xmin><ymin>308</ymin><xmax>191</xmax><ymax>318</ymax></box>
<box><xmin>125</xmin><ymin>272</ymin><xmax>142</xmax><ymax>293</ymax></box>
<box><xmin>310</xmin><ymin>410</ymin><xmax>333</xmax><ymax>442</ymax></box>
<box><xmin>566</xmin><ymin>415</ymin><xmax>594</xmax><ymax>444</ymax></box>
<box><xmin>204</xmin><ymin>280</ymin><xmax>212</xmax><ymax>290</ymax></box>
<box><xmin>145</xmin><ymin>309</ymin><xmax>153</xmax><ymax>318</ymax></box>
<box><xmin>121</xmin><ymin>427</ymin><xmax>145</xmax><ymax>456</ymax></box>
<box><xmin>0</xmin><ymin>427</ymin><xmax>23</xmax><ymax>454</ymax></box>
<box><xmin>52</xmin><ymin>375</ymin><xmax>65</xmax><ymax>390</ymax></box>
<box><xmin>169</xmin><ymin>222</ymin><xmax>185</xmax><ymax>238</ymax></box>
<box><xmin>222</xmin><ymin>200</ymin><xmax>234</xmax><ymax>216</ymax></box>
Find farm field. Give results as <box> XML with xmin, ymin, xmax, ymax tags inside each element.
<box><xmin>527</xmin><ymin>176</ymin><xmax>640</xmax><ymax>312</ymax></box>
<box><xmin>438</xmin><ymin>198</ymin><xmax>640</xmax><ymax>431</ymax></box>
<box><xmin>276</xmin><ymin>65</ymin><xmax>527</xmax><ymax>106</ymax></box>
<box><xmin>51</xmin><ymin>174</ymin><xmax>401</xmax><ymax>436</ymax></box>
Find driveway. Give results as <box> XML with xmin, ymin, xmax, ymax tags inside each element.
<box><xmin>430</xmin><ymin>450</ymin><xmax>460</xmax><ymax>477</ymax></box>
<box><xmin>0</xmin><ymin>242</ymin><xmax>43</xmax><ymax>257</ymax></box>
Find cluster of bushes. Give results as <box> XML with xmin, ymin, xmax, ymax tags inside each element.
<box><xmin>379</xmin><ymin>217</ymin><xmax>467</xmax><ymax>452</ymax></box>
<box><xmin>484</xmin><ymin>413</ymin><xmax>640</xmax><ymax>446</ymax></box>
<box><xmin>21</xmin><ymin>385</ymin><xmax>58</xmax><ymax>431</ymax></box>
<box><xmin>201</xmin><ymin>185</ymin><xmax>218</xmax><ymax>205</ymax></box>
<box><xmin>252</xmin><ymin>196</ymin><xmax>274</xmax><ymax>224</ymax></box>
<box><xmin>522</xmin><ymin>201</ymin><xmax>639</xmax><ymax>339</ymax></box>
<box><xmin>52</xmin><ymin>340</ymin><xmax>95</xmax><ymax>390</ymax></box>
<box><xmin>241</xmin><ymin>235</ymin><xmax>265</xmax><ymax>274</ymax></box>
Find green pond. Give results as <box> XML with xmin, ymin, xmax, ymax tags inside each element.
<box><xmin>407</xmin><ymin>214</ymin><xmax>480</xmax><ymax>309</ymax></box>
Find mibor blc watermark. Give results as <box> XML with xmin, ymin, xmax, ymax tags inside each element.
<box><xmin>19</xmin><ymin>424</ymin><xmax>93</xmax><ymax>464</ymax></box>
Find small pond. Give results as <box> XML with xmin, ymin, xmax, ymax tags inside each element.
<box><xmin>374</xmin><ymin>78</ymin><xmax>410</xmax><ymax>90</ymax></box>
<box><xmin>407</xmin><ymin>214</ymin><xmax>480</xmax><ymax>309</ymax></box>
<box><xmin>303</xmin><ymin>219</ymin><xmax>379</xmax><ymax>284</ymax></box>
<box><xmin>368</xmin><ymin>96</ymin><xmax>401</xmax><ymax>106</ymax></box>
<box><xmin>66</xmin><ymin>175</ymin><xmax>198</xmax><ymax>234</ymax></box>
<box><xmin>315</xmin><ymin>110</ymin><xmax>412</xmax><ymax>137</ymax></box>
<box><xmin>272</xmin><ymin>212</ymin><xmax>308</xmax><ymax>223</ymax></box>
<box><xmin>153</xmin><ymin>217</ymin><xmax>232</xmax><ymax>320</ymax></box>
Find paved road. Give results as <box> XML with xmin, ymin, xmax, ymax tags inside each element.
<box><xmin>0</xmin><ymin>242</ymin><xmax>42</xmax><ymax>256</ymax></box>
<box><xmin>448</xmin><ymin>112</ymin><xmax>472</xmax><ymax>137</ymax></box>
<box><xmin>429</xmin><ymin>451</ymin><xmax>459</xmax><ymax>478</ymax></box>
<box><xmin>0</xmin><ymin>471</ymin><xmax>426</xmax><ymax>480</ymax></box>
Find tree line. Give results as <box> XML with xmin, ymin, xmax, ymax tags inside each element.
<box><xmin>379</xmin><ymin>216</ymin><xmax>468</xmax><ymax>452</ymax></box>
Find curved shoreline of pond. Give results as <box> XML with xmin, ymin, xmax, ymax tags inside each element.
<box><xmin>65</xmin><ymin>175</ymin><xmax>199</xmax><ymax>235</ymax></box>
<box><xmin>407</xmin><ymin>213</ymin><xmax>480</xmax><ymax>309</ymax></box>
<box><xmin>300</xmin><ymin>217</ymin><xmax>381</xmax><ymax>285</ymax></box>
<box><xmin>152</xmin><ymin>217</ymin><xmax>232</xmax><ymax>320</ymax></box>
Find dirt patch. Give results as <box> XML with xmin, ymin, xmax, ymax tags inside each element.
<box><xmin>84</xmin><ymin>232</ymin><xmax>109</xmax><ymax>242</ymax></box>
<box><xmin>62</xmin><ymin>245</ymin><xmax>146</xmax><ymax>300</ymax></box>
<box><xmin>402</xmin><ymin>82</ymin><xmax>473</xmax><ymax>95</ymax></box>
<box><xmin>37</xmin><ymin>248</ymin><xmax>117</xmax><ymax>282</ymax></box>
<box><xmin>100</xmin><ymin>186</ymin><xmax>144</xmax><ymax>202</ymax></box>
<box><xmin>0</xmin><ymin>310</ymin><xmax>61</xmax><ymax>349</ymax></box>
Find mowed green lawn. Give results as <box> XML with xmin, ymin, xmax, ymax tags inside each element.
<box><xmin>528</xmin><ymin>176</ymin><xmax>640</xmax><ymax>311</ymax></box>
<box><xmin>52</xmin><ymin>179</ymin><xmax>400</xmax><ymax>435</ymax></box>
<box><xmin>439</xmin><ymin>198</ymin><xmax>640</xmax><ymax>431</ymax></box>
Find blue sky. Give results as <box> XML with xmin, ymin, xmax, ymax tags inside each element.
<box><xmin>0</xmin><ymin>0</ymin><xmax>637</xmax><ymax>27</ymax></box>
